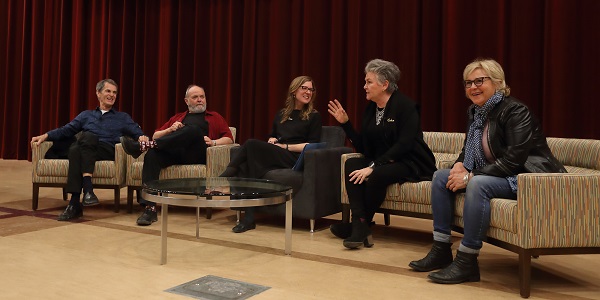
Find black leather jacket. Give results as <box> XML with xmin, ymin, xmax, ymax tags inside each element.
<box><xmin>456</xmin><ymin>96</ymin><xmax>566</xmax><ymax>177</ymax></box>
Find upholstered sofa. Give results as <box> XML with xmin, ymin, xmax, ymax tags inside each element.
<box><xmin>125</xmin><ymin>127</ymin><xmax>237</xmax><ymax>214</ymax></box>
<box><xmin>340</xmin><ymin>132</ymin><xmax>600</xmax><ymax>298</ymax></box>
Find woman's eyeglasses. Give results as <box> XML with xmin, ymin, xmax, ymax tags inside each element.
<box><xmin>463</xmin><ymin>77</ymin><xmax>491</xmax><ymax>88</ymax></box>
<box><xmin>299</xmin><ymin>86</ymin><xmax>316</xmax><ymax>92</ymax></box>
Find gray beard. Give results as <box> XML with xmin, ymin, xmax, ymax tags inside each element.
<box><xmin>188</xmin><ymin>104</ymin><xmax>206</xmax><ymax>113</ymax></box>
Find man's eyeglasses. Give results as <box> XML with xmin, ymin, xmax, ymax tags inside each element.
<box><xmin>463</xmin><ymin>77</ymin><xmax>491</xmax><ymax>88</ymax></box>
<box><xmin>299</xmin><ymin>86</ymin><xmax>316</xmax><ymax>92</ymax></box>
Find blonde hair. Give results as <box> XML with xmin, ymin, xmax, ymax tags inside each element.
<box><xmin>463</xmin><ymin>58</ymin><xmax>511</xmax><ymax>96</ymax></box>
<box><xmin>280</xmin><ymin>75</ymin><xmax>316</xmax><ymax>123</ymax></box>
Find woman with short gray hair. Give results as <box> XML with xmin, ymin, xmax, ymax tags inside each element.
<box><xmin>327</xmin><ymin>59</ymin><xmax>436</xmax><ymax>249</ymax></box>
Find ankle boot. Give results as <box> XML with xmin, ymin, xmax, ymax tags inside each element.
<box><xmin>428</xmin><ymin>250</ymin><xmax>480</xmax><ymax>284</ymax></box>
<box><xmin>343</xmin><ymin>218</ymin><xmax>373</xmax><ymax>249</ymax></box>
<box><xmin>330</xmin><ymin>222</ymin><xmax>352</xmax><ymax>239</ymax></box>
<box><xmin>408</xmin><ymin>241</ymin><xmax>453</xmax><ymax>272</ymax></box>
<box><xmin>331</xmin><ymin>221</ymin><xmax>376</xmax><ymax>239</ymax></box>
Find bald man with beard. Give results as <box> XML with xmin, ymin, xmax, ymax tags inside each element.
<box><xmin>120</xmin><ymin>84</ymin><xmax>234</xmax><ymax>226</ymax></box>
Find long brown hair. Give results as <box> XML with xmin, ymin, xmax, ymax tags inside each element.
<box><xmin>280</xmin><ymin>75</ymin><xmax>316</xmax><ymax>123</ymax></box>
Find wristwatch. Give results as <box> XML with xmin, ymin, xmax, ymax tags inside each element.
<box><xmin>368</xmin><ymin>161</ymin><xmax>375</xmax><ymax>169</ymax></box>
<box><xmin>463</xmin><ymin>173</ymin><xmax>470</xmax><ymax>185</ymax></box>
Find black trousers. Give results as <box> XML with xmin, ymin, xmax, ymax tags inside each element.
<box><xmin>344</xmin><ymin>157</ymin><xmax>414</xmax><ymax>222</ymax></box>
<box><xmin>66</xmin><ymin>132</ymin><xmax>114</xmax><ymax>194</ymax></box>
<box><xmin>228</xmin><ymin>139</ymin><xmax>297</xmax><ymax>179</ymax></box>
<box><xmin>140</xmin><ymin>124</ymin><xmax>207</xmax><ymax>206</ymax></box>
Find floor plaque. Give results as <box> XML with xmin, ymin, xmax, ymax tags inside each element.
<box><xmin>165</xmin><ymin>275</ymin><xmax>270</xmax><ymax>300</ymax></box>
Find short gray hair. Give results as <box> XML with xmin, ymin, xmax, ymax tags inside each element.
<box><xmin>96</xmin><ymin>79</ymin><xmax>118</xmax><ymax>93</ymax></box>
<box><xmin>364</xmin><ymin>59</ymin><xmax>401</xmax><ymax>93</ymax></box>
<box><xmin>185</xmin><ymin>84</ymin><xmax>206</xmax><ymax>98</ymax></box>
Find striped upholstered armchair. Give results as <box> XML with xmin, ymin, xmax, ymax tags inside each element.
<box><xmin>125</xmin><ymin>127</ymin><xmax>237</xmax><ymax>214</ymax></box>
<box><xmin>31</xmin><ymin>141</ymin><xmax>127</xmax><ymax>212</ymax></box>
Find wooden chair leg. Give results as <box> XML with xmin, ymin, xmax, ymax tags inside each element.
<box><xmin>113</xmin><ymin>187</ymin><xmax>120</xmax><ymax>213</ymax></box>
<box><xmin>384</xmin><ymin>213</ymin><xmax>391</xmax><ymax>226</ymax></box>
<box><xmin>310</xmin><ymin>219</ymin><xmax>315</xmax><ymax>233</ymax></box>
<box><xmin>62</xmin><ymin>187</ymin><xmax>68</xmax><ymax>201</ymax></box>
<box><xmin>32</xmin><ymin>183</ymin><xmax>40</xmax><ymax>210</ymax></box>
<box><xmin>127</xmin><ymin>187</ymin><xmax>134</xmax><ymax>213</ymax></box>
<box><xmin>519</xmin><ymin>249</ymin><xmax>532</xmax><ymax>298</ymax></box>
<box><xmin>205</xmin><ymin>208</ymin><xmax>212</xmax><ymax>219</ymax></box>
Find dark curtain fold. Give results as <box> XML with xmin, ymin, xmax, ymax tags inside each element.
<box><xmin>1</xmin><ymin>0</ymin><xmax>599</xmax><ymax>160</ymax></box>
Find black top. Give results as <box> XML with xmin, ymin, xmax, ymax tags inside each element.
<box><xmin>271</xmin><ymin>110</ymin><xmax>322</xmax><ymax>144</ymax></box>
<box><xmin>341</xmin><ymin>90</ymin><xmax>436</xmax><ymax>180</ymax></box>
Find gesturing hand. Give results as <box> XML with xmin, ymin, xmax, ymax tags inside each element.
<box><xmin>328</xmin><ymin>99</ymin><xmax>349</xmax><ymax>124</ymax></box>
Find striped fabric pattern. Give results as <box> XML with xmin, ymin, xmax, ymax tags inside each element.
<box><xmin>340</xmin><ymin>132</ymin><xmax>600</xmax><ymax>251</ymax></box>
<box><xmin>32</xmin><ymin>142</ymin><xmax>126</xmax><ymax>185</ymax></box>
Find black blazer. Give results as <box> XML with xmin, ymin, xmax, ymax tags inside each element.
<box><xmin>342</xmin><ymin>90</ymin><xmax>436</xmax><ymax>180</ymax></box>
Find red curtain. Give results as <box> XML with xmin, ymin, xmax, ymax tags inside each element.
<box><xmin>2</xmin><ymin>0</ymin><xmax>599</xmax><ymax>159</ymax></box>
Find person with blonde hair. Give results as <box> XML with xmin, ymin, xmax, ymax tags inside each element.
<box><xmin>221</xmin><ymin>75</ymin><xmax>322</xmax><ymax>233</ymax></box>
<box><xmin>409</xmin><ymin>58</ymin><xmax>566</xmax><ymax>284</ymax></box>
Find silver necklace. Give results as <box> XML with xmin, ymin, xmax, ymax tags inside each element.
<box><xmin>375</xmin><ymin>106</ymin><xmax>385</xmax><ymax>125</ymax></box>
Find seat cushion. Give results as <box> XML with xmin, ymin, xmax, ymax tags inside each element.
<box><xmin>263</xmin><ymin>169</ymin><xmax>303</xmax><ymax>195</ymax></box>
<box><xmin>36</xmin><ymin>159</ymin><xmax>116</xmax><ymax>178</ymax></box>
<box><xmin>127</xmin><ymin>161</ymin><xmax>207</xmax><ymax>186</ymax></box>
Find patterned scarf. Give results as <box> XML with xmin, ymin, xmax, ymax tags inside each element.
<box><xmin>463</xmin><ymin>92</ymin><xmax>518</xmax><ymax>192</ymax></box>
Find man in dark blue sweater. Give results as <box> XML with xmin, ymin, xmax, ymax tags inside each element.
<box><xmin>31</xmin><ymin>79</ymin><xmax>148</xmax><ymax>221</ymax></box>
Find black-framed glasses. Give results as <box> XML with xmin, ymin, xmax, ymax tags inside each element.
<box><xmin>299</xmin><ymin>85</ymin><xmax>316</xmax><ymax>92</ymax></box>
<box><xmin>463</xmin><ymin>76</ymin><xmax>491</xmax><ymax>88</ymax></box>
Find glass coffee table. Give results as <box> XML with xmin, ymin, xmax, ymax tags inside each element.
<box><xmin>142</xmin><ymin>177</ymin><xmax>293</xmax><ymax>264</ymax></box>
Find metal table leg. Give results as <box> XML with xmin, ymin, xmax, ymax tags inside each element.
<box><xmin>160</xmin><ymin>204</ymin><xmax>169</xmax><ymax>265</ymax></box>
<box><xmin>196</xmin><ymin>207</ymin><xmax>200</xmax><ymax>238</ymax></box>
<box><xmin>285</xmin><ymin>199</ymin><xmax>292</xmax><ymax>255</ymax></box>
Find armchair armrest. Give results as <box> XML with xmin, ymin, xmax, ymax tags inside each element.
<box><xmin>31</xmin><ymin>141</ymin><xmax>53</xmax><ymax>180</ymax></box>
<box><xmin>516</xmin><ymin>173</ymin><xmax>600</xmax><ymax>249</ymax></box>
<box><xmin>340</xmin><ymin>153</ymin><xmax>364</xmax><ymax>205</ymax></box>
<box><xmin>206</xmin><ymin>143</ymin><xmax>240</xmax><ymax>177</ymax></box>
<box><xmin>300</xmin><ymin>146</ymin><xmax>353</xmax><ymax>214</ymax></box>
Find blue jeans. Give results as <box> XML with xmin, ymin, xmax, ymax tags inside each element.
<box><xmin>431</xmin><ymin>169</ymin><xmax>516</xmax><ymax>250</ymax></box>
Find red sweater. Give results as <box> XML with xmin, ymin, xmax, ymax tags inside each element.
<box><xmin>156</xmin><ymin>110</ymin><xmax>234</xmax><ymax>141</ymax></box>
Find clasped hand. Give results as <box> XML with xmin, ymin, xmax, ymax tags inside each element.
<box><xmin>446</xmin><ymin>162</ymin><xmax>469</xmax><ymax>192</ymax></box>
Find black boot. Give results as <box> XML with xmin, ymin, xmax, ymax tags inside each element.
<box><xmin>342</xmin><ymin>218</ymin><xmax>373</xmax><ymax>249</ymax></box>
<box><xmin>408</xmin><ymin>241</ymin><xmax>453</xmax><ymax>272</ymax></box>
<box><xmin>330</xmin><ymin>222</ymin><xmax>352</xmax><ymax>239</ymax></box>
<box><xmin>330</xmin><ymin>221</ymin><xmax>375</xmax><ymax>239</ymax></box>
<box><xmin>428</xmin><ymin>250</ymin><xmax>480</xmax><ymax>284</ymax></box>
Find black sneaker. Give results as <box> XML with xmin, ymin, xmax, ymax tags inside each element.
<box><xmin>81</xmin><ymin>191</ymin><xmax>100</xmax><ymax>206</ymax></box>
<box><xmin>136</xmin><ymin>206</ymin><xmax>158</xmax><ymax>226</ymax></box>
<box><xmin>57</xmin><ymin>205</ymin><xmax>83</xmax><ymax>221</ymax></box>
<box><xmin>120</xmin><ymin>136</ymin><xmax>143</xmax><ymax>158</ymax></box>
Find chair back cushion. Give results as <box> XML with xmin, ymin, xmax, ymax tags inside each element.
<box><xmin>320</xmin><ymin>126</ymin><xmax>346</xmax><ymax>148</ymax></box>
